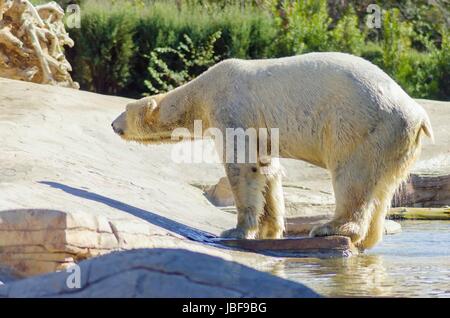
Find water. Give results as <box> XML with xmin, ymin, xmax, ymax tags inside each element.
<box><xmin>268</xmin><ymin>221</ymin><xmax>450</xmax><ymax>297</ymax></box>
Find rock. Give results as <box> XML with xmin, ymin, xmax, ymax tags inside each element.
<box><xmin>283</xmin><ymin>184</ymin><xmax>335</xmax><ymax>218</ymax></box>
<box><xmin>286</xmin><ymin>216</ymin><xmax>327</xmax><ymax>235</ymax></box>
<box><xmin>205</xmin><ymin>177</ymin><xmax>235</xmax><ymax>206</ymax></box>
<box><xmin>412</xmin><ymin>99</ymin><xmax>450</xmax><ymax>176</ymax></box>
<box><xmin>0</xmin><ymin>78</ymin><xmax>240</xmax><ymax>277</ymax></box>
<box><xmin>0</xmin><ymin>208</ymin><xmax>130</xmax><ymax>276</ymax></box>
<box><xmin>392</xmin><ymin>173</ymin><xmax>450</xmax><ymax>208</ymax></box>
<box><xmin>0</xmin><ymin>249</ymin><xmax>320</xmax><ymax>298</ymax></box>
<box><xmin>384</xmin><ymin>220</ymin><xmax>402</xmax><ymax>235</ymax></box>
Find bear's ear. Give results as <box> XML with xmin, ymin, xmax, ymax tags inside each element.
<box><xmin>146</xmin><ymin>98</ymin><xmax>158</xmax><ymax>111</ymax></box>
<box><xmin>144</xmin><ymin>98</ymin><xmax>160</xmax><ymax>124</ymax></box>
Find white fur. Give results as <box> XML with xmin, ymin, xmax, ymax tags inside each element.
<box><xmin>112</xmin><ymin>52</ymin><xmax>433</xmax><ymax>248</ymax></box>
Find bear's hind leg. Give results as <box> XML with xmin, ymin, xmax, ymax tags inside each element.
<box><xmin>220</xmin><ymin>163</ymin><xmax>267</xmax><ymax>239</ymax></box>
<box><xmin>309</xmin><ymin>187</ymin><xmax>376</xmax><ymax>245</ymax></box>
<box><xmin>310</xmin><ymin>149</ymin><xmax>379</xmax><ymax>245</ymax></box>
<box><xmin>357</xmin><ymin>188</ymin><xmax>391</xmax><ymax>249</ymax></box>
<box><xmin>258</xmin><ymin>161</ymin><xmax>285</xmax><ymax>239</ymax></box>
<box><xmin>360</xmin><ymin>140</ymin><xmax>421</xmax><ymax>249</ymax></box>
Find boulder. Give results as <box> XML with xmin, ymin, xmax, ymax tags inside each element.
<box><xmin>286</xmin><ymin>216</ymin><xmax>328</xmax><ymax>235</ymax></box>
<box><xmin>392</xmin><ymin>173</ymin><xmax>450</xmax><ymax>208</ymax></box>
<box><xmin>0</xmin><ymin>249</ymin><xmax>320</xmax><ymax>298</ymax></box>
<box><xmin>383</xmin><ymin>220</ymin><xmax>402</xmax><ymax>234</ymax></box>
<box><xmin>204</xmin><ymin>177</ymin><xmax>235</xmax><ymax>206</ymax></box>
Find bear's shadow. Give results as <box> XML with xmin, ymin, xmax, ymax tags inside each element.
<box><xmin>39</xmin><ymin>181</ymin><xmax>217</xmax><ymax>243</ymax></box>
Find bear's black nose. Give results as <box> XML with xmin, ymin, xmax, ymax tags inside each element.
<box><xmin>112</xmin><ymin>123</ymin><xmax>124</xmax><ymax>135</ymax></box>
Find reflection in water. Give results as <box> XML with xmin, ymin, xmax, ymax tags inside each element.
<box><xmin>265</xmin><ymin>221</ymin><xmax>450</xmax><ymax>297</ymax></box>
<box><xmin>278</xmin><ymin>254</ymin><xmax>394</xmax><ymax>297</ymax></box>
<box><xmin>268</xmin><ymin>261</ymin><xmax>288</xmax><ymax>280</ymax></box>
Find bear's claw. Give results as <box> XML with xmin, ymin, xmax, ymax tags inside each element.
<box><xmin>309</xmin><ymin>221</ymin><xmax>362</xmax><ymax>242</ymax></box>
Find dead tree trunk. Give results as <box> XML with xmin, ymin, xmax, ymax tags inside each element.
<box><xmin>0</xmin><ymin>0</ymin><xmax>78</xmax><ymax>88</ymax></box>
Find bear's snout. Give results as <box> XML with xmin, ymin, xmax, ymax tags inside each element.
<box><xmin>111</xmin><ymin>122</ymin><xmax>124</xmax><ymax>135</ymax></box>
<box><xmin>112</xmin><ymin>112</ymin><xmax>126</xmax><ymax>136</ymax></box>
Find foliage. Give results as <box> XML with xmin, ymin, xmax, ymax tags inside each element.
<box><xmin>381</xmin><ymin>8</ymin><xmax>414</xmax><ymax>78</ymax></box>
<box><xmin>331</xmin><ymin>6</ymin><xmax>365</xmax><ymax>55</ymax></box>
<box><xmin>288</xmin><ymin>0</ymin><xmax>332</xmax><ymax>54</ymax></box>
<box><xmin>68</xmin><ymin>4</ymin><xmax>135</xmax><ymax>94</ymax></box>
<box><xmin>271</xmin><ymin>0</ymin><xmax>332</xmax><ymax>55</ymax></box>
<box><xmin>144</xmin><ymin>31</ymin><xmax>223</xmax><ymax>94</ymax></box>
<box><xmin>378</xmin><ymin>8</ymin><xmax>449</xmax><ymax>99</ymax></box>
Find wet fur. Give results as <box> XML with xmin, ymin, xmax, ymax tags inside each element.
<box><xmin>112</xmin><ymin>53</ymin><xmax>433</xmax><ymax>249</ymax></box>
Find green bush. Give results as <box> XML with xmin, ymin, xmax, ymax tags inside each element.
<box><xmin>377</xmin><ymin>8</ymin><xmax>449</xmax><ymax>100</ymax></box>
<box><xmin>360</xmin><ymin>42</ymin><xmax>384</xmax><ymax>68</ymax></box>
<box><xmin>271</xmin><ymin>0</ymin><xmax>332</xmax><ymax>55</ymax></box>
<box><xmin>69</xmin><ymin>3</ymin><xmax>136</xmax><ymax>94</ymax></box>
<box><xmin>331</xmin><ymin>6</ymin><xmax>365</xmax><ymax>55</ymax></box>
<box><xmin>145</xmin><ymin>31</ymin><xmax>223</xmax><ymax>94</ymax></box>
<box><xmin>381</xmin><ymin>8</ymin><xmax>414</xmax><ymax>79</ymax></box>
<box><xmin>433</xmin><ymin>28</ymin><xmax>450</xmax><ymax>100</ymax></box>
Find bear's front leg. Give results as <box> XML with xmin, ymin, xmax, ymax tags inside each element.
<box><xmin>220</xmin><ymin>163</ymin><xmax>267</xmax><ymax>239</ymax></box>
<box><xmin>258</xmin><ymin>160</ymin><xmax>285</xmax><ymax>239</ymax></box>
<box><xmin>258</xmin><ymin>165</ymin><xmax>285</xmax><ymax>239</ymax></box>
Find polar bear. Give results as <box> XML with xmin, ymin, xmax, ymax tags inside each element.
<box><xmin>112</xmin><ymin>52</ymin><xmax>433</xmax><ymax>249</ymax></box>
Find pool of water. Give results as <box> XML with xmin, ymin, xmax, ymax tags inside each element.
<box><xmin>268</xmin><ymin>221</ymin><xmax>450</xmax><ymax>297</ymax></box>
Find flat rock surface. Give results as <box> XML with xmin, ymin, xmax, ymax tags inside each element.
<box><xmin>0</xmin><ymin>78</ymin><xmax>233</xmax><ymax>236</ymax></box>
<box><xmin>0</xmin><ymin>249</ymin><xmax>320</xmax><ymax>298</ymax></box>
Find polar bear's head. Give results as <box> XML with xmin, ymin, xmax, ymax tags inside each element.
<box><xmin>111</xmin><ymin>96</ymin><xmax>174</xmax><ymax>144</ymax></box>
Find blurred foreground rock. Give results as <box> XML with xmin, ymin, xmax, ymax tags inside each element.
<box><xmin>0</xmin><ymin>249</ymin><xmax>320</xmax><ymax>298</ymax></box>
